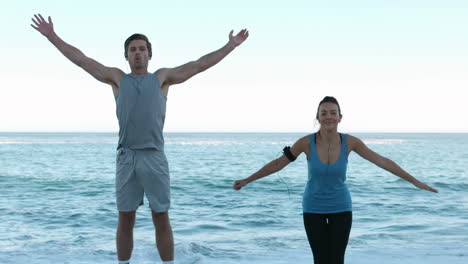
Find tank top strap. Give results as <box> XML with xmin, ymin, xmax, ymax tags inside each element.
<box><xmin>341</xmin><ymin>133</ymin><xmax>347</xmax><ymax>148</ymax></box>
<box><xmin>340</xmin><ymin>133</ymin><xmax>348</xmax><ymax>161</ymax></box>
<box><xmin>309</xmin><ymin>133</ymin><xmax>316</xmax><ymax>156</ymax></box>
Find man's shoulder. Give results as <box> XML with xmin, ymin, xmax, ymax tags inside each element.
<box><xmin>154</xmin><ymin>68</ymin><xmax>169</xmax><ymax>79</ymax></box>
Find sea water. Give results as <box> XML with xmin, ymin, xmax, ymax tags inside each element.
<box><xmin>0</xmin><ymin>132</ymin><xmax>467</xmax><ymax>264</ymax></box>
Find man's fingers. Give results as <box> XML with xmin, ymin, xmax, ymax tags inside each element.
<box><xmin>31</xmin><ymin>24</ymin><xmax>39</xmax><ymax>31</ymax></box>
<box><xmin>31</xmin><ymin>18</ymin><xmax>40</xmax><ymax>27</ymax></box>
<box><xmin>33</xmin><ymin>14</ymin><xmax>45</xmax><ymax>25</ymax></box>
<box><xmin>236</xmin><ymin>29</ymin><xmax>249</xmax><ymax>41</ymax></box>
<box><xmin>38</xmin><ymin>14</ymin><xmax>46</xmax><ymax>23</ymax></box>
<box><xmin>48</xmin><ymin>16</ymin><xmax>52</xmax><ymax>24</ymax></box>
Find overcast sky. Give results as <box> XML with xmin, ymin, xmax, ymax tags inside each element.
<box><xmin>1</xmin><ymin>0</ymin><xmax>467</xmax><ymax>132</ymax></box>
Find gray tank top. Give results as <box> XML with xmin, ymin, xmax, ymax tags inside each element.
<box><xmin>115</xmin><ymin>73</ymin><xmax>166</xmax><ymax>151</ymax></box>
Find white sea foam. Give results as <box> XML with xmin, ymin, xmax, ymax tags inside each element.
<box><xmin>0</xmin><ymin>141</ymin><xmax>36</xmax><ymax>144</ymax></box>
<box><xmin>346</xmin><ymin>246</ymin><xmax>468</xmax><ymax>264</ymax></box>
<box><xmin>0</xmin><ymin>141</ymin><xmax>110</xmax><ymax>144</ymax></box>
<box><xmin>166</xmin><ymin>141</ymin><xmax>245</xmax><ymax>145</ymax></box>
<box><xmin>165</xmin><ymin>141</ymin><xmax>297</xmax><ymax>146</ymax></box>
<box><xmin>1</xmin><ymin>246</ymin><xmax>467</xmax><ymax>264</ymax></box>
<box><xmin>0</xmin><ymin>141</ymin><xmax>78</xmax><ymax>144</ymax></box>
<box><xmin>363</xmin><ymin>139</ymin><xmax>409</xmax><ymax>145</ymax></box>
<box><xmin>269</xmin><ymin>141</ymin><xmax>295</xmax><ymax>145</ymax></box>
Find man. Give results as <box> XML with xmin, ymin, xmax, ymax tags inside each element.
<box><xmin>31</xmin><ymin>14</ymin><xmax>248</xmax><ymax>264</ymax></box>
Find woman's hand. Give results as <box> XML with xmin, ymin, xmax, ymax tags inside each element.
<box><xmin>233</xmin><ymin>179</ymin><xmax>249</xmax><ymax>190</ymax></box>
<box><xmin>413</xmin><ymin>180</ymin><xmax>439</xmax><ymax>193</ymax></box>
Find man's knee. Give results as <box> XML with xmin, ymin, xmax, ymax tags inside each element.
<box><xmin>119</xmin><ymin>211</ymin><xmax>136</xmax><ymax>228</ymax></box>
<box><xmin>152</xmin><ymin>211</ymin><xmax>171</xmax><ymax>229</ymax></box>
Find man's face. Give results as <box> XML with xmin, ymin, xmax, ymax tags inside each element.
<box><xmin>127</xmin><ymin>39</ymin><xmax>150</xmax><ymax>70</ymax></box>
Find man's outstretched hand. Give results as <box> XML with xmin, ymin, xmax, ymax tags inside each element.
<box><xmin>228</xmin><ymin>29</ymin><xmax>249</xmax><ymax>48</ymax></box>
<box><xmin>31</xmin><ymin>14</ymin><xmax>54</xmax><ymax>38</ymax></box>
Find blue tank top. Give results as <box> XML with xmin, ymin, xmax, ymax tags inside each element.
<box><xmin>115</xmin><ymin>73</ymin><xmax>166</xmax><ymax>151</ymax></box>
<box><xmin>302</xmin><ymin>133</ymin><xmax>352</xmax><ymax>213</ymax></box>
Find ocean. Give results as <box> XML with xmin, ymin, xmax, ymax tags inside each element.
<box><xmin>0</xmin><ymin>132</ymin><xmax>467</xmax><ymax>264</ymax></box>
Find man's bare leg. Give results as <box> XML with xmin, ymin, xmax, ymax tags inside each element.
<box><xmin>152</xmin><ymin>211</ymin><xmax>174</xmax><ymax>261</ymax></box>
<box><xmin>117</xmin><ymin>211</ymin><xmax>136</xmax><ymax>261</ymax></box>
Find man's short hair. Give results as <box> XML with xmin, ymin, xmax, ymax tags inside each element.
<box><xmin>124</xmin><ymin>33</ymin><xmax>152</xmax><ymax>59</ymax></box>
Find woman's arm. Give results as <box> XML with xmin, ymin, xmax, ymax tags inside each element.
<box><xmin>233</xmin><ymin>135</ymin><xmax>309</xmax><ymax>190</ymax></box>
<box><xmin>348</xmin><ymin>135</ymin><xmax>438</xmax><ymax>193</ymax></box>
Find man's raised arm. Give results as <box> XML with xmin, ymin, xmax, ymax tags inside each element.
<box><xmin>156</xmin><ymin>29</ymin><xmax>249</xmax><ymax>95</ymax></box>
<box><xmin>31</xmin><ymin>14</ymin><xmax>123</xmax><ymax>89</ymax></box>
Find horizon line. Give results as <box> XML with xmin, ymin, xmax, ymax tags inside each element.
<box><xmin>1</xmin><ymin>131</ymin><xmax>467</xmax><ymax>134</ymax></box>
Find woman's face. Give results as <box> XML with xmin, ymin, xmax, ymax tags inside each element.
<box><xmin>318</xmin><ymin>102</ymin><xmax>341</xmax><ymax>130</ymax></box>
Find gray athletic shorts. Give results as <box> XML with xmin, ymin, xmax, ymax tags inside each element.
<box><xmin>115</xmin><ymin>148</ymin><xmax>170</xmax><ymax>212</ymax></box>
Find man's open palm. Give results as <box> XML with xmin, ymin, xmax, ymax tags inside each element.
<box><xmin>229</xmin><ymin>29</ymin><xmax>249</xmax><ymax>47</ymax></box>
<box><xmin>31</xmin><ymin>14</ymin><xmax>54</xmax><ymax>38</ymax></box>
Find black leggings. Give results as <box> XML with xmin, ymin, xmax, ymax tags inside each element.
<box><xmin>303</xmin><ymin>211</ymin><xmax>352</xmax><ymax>264</ymax></box>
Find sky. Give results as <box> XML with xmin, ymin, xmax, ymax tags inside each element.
<box><xmin>1</xmin><ymin>0</ymin><xmax>467</xmax><ymax>132</ymax></box>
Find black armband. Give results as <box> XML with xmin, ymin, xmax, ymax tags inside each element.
<box><xmin>283</xmin><ymin>146</ymin><xmax>297</xmax><ymax>162</ymax></box>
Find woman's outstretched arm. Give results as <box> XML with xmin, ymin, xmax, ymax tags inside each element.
<box><xmin>233</xmin><ymin>136</ymin><xmax>309</xmax><ymax>190</ymax></box>
<box><xmin>348</xmin><ymin>135</ymin><xmax>438</xmax><ymax>193</ymax></box>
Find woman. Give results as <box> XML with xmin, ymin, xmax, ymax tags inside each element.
<box><xmin>232</xmin><ymin>96</ymin><xmax>438</xmax><ymax>264</ymax></box>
